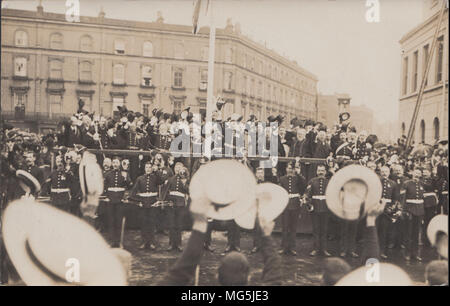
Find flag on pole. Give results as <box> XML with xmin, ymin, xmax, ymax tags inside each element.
<box><xmin>192</xmin><ymin>0</ymin><xmax>202</xmax><ymax>34</ymax></box>
<box><xmin>192</xmin><ymin>0</ymin><xmax>210</xmax><ymax>34</ymax></box>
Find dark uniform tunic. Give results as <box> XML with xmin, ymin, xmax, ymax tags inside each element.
<box><xmin>377</xmin><ymin>177</ymin><xmax>399</xmax><ymax>252</ymax></box>
<box><xmin>279</xmin><ymin>174</ymin><xmax>306</xmax><ymax>252</ymax></box>
<box><xmin>306</xmin><ymin>176</ymin><xmax>329</xmax><ymax>252</ymax></box>
<box><xmin>354</xmin><ymin>140</ymin><xmax>368</xmax><ymax>160</ymax></box>
<box><xmin>403</xmin><ymin>179</ymin><xmax>425</xmax><ymax>257</ymax></box>
<box><xmin>438</xmin><ymin>178</ymin><xmax>448</xmax><ymax>215</ymax></box>
<box><xmin>166</xmin><ymin>175</ymin><xmax>189</xmax><ymax>248</ymax></box>
<box><xmin>104</xmin><ymin>169</ymin><xmax>130</xmax><ymax>247</ymax></box>
<box><xmin>335</xmin><ymin>141</ymin><xmax>353</xmax><ymax>159</ymax></box>
<box><xmin>130</xmin><ymin>172</ymin><xmax>163</xmax><ymax>246</ymax></box>
<box><xmin>423</xmin><ymin>176</ymin><xmax>438</xmax><ymax>242</ymax></box>
<box><xmin>48</xmin><ymin>169</ymin><xmax>72</xmax><ymax>211</ymax></box>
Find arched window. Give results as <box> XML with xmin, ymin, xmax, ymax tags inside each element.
<box><xmin>114</xmin><ymin>39</ymin><xmax>125</xmax><ymax>54</ymax></box>
<box><xmin>401</xmin><ymin>122</ymin><xmax>406</xmax><ymax>136</ymax></box>
<box><xmin>420</xmin><ymin>120</ymin><xmax>426</xmax><ymax>143</ymax></box>
<box><xmin>14</xmin><ymin>57</ymin><xmax>27</xmax><ymax>77</ymax></box>
<box><xmin>225</xmin><ymin>47</ymin><xmax>233</xmax><ymax>64</ymax></box>
<box><xmin>80</xmin><ymin>35</ymin><xmax>93</xmax><ymax>52</ymax></box>
<box><xmin>141</xmin><ymin>66</ymin><xmax>153</xmax><ymax>86</ymax></box>
<box><xmin>50</xmin><ymin>33</ymin><xmax>63</xmax><ymax>49</ymax></box>
<box><xmin>49</xmin><ymin>59</ymin><xmax>63</xmax><ymax>79</ymax></box>
<box><xmin>433</xmin><ymin>117</ymin><xmax>440</xmax><ymax>141</ymax></box>
<box><xmin>113</xmin><ymin>64</ymin><xmax>125</xmax><ymax>84</ymax></box>
<box><xmin>200</xmin><ymin>46</ymin><xmax>209</xmax><ymax>61</ymax></box>
<box><xmin>79</xmin><ymin>61</ymin><xmax>92</xmax><ymax>82</ymax></box>
<box><xmin>174</xmin><ymin>43</ymin><xmax>184</xmax><ymax>59</ymax></box>
<box><xmin>143</xmin><ymin>41</ymin><xmax>153</xmax><ymax>57</ymax></box>
<box><xmin>15</xmin><ymin>30</ymin><xmax>28</xmax><ymax>47</ymax></box>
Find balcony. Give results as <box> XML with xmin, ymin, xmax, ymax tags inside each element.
<box><xmin>1</xmin><ymin>111</ymin><xmax>72</xmax><ymax>122</ymax></box>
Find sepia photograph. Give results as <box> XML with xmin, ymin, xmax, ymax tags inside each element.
<box><xmin>0</xmin><ymin>0</ymin><xmax>448</xmax><ymax>293</ymax></box>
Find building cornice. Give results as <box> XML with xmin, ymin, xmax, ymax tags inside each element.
<box><xmin>399</xmin><ymin>10</ymin><xmax>448</xmax><ymax>44</ymax></box>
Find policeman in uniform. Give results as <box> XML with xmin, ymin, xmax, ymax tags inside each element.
<box><xmin>334</xmin><ymin>133</ymin><xmax>353</xmax><ymax>160</ymax></box>
<box><xmin>377</xmin><ymin>166</ymin><xmax>399</xmax><ymax>259</ymax></box>
<box><xmin>166</xmin><ymin>163</ymin><xmax>189</xmax><ymax>252</ymax></box>
<box><xmin>422</xmin><ymin>167</ymin><xmax>438</xmax><ymax>244</ymax></box>
<box><xmin>46</xmin><ymin>155</ymin><xmax>73</xmax><ymax>212</ymax></box>
<box><xmin>104</xmin><ymin>156</ymin><xmax>130</xmax><ymax>247</ymax></box>
<box><xmin>437</xmin><ymin>164</ymin><xmax>448</xmax><ymax>215</ymax></box>
<box><xmin>305</xmin><ymin>164</ymin><xmax>331</xmax><ymax>257</ymax></box>
<box><xmin>279</xmin><ymin>162</ymin><xmax>306</xmax><ymax>256</ymax></box>
<box><xmin>403</xmin><ymin>168</ymin><xmax>425</xmax><ymax>261</ymax></box>
<box><xmin>129</xmin><ymin>161</ymin><xmax>163</xmax><ymax>250</ymax></box>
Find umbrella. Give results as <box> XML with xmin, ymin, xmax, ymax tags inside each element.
<box><xmin>410</xmin><ymin>144</ymin><xmax>433</xmax><ymax>159</ymax></box>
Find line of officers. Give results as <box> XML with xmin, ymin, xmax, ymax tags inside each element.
<box><xmin>43</xmin><ymin>150</ymin><xmax>448</xmax><ymax>261</ymax></box>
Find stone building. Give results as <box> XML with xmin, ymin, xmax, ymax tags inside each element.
<box><xmin>398</xmin><ymin>0</ymin><xmax>448</xmax><ymax>144</ymax></box>
<box><xmin>1</xmin><ymin>5</ymin><xmax>318</xmax><ymax>133</ymax></box>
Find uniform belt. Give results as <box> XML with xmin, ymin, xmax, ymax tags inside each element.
<box><xmin>108</xmin><ymin>187</ymin><xmax>126</xmax><ymax>192</ymax></box>
<box><xmin>442</xmin><ymin>191</ymin><xmax>448</xmax><ymax>195</ymax></box>
<box><xmin>289</xmin><ymin>193</ymin><xmax>300</xmax><ymax>198</ymax></box>
<box><xmin>381</xmin><ymin>198</ymin><xmax>392</xmax><ymax>203</ymax></box>
<box><xmin>137</xmin><ymin>192</ymin><xmax>158</xmax><ymax>197</ymax></box>
<box><xmin>128</xmin><ymin>146</ymin><xmax>139</xmax><ymax>149</ymax></box>
<box><xmin>406</xmin><ymin>199</ymin><xmax>424</xmax><ymax>204</ymax></box>
<box><xmin>169</xmin><ymin>191</ymin><xmax>185</xmax><ymax>197</ymax></box>
<box><xmin>51</xmin><ymin>188</ymin><xmax>70</xmax><ymax>193</ymax></box>
<box><xmin>336</xmin><ymin>155</ymin><xmax>350</xmax><ymax>159</ymax></box>
<box><xmin>423</xmin><ymin>192</ymin><xmax>436</xmax><ymax>197</ymax></box>
<box><xmin>312</xmin><ymin>195</ymin><xmax>326</xmax><ymax>200</ymax></box>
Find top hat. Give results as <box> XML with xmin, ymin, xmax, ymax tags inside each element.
<box><xmin>235</xmin><ymin>183</ymin><xmax>288</xmax><ymax>229</ymax></box>
<box><xmin>189</xmin><ymin>159</ymin><xmax>256</xmax><ymax>220</ymax></box>
<box><xmin>325</xmin><ymin>165</ymin><xmax>382</xmax><ymax>220</ymax></box>
<box><xmin>2</xmin><ymin>199</ymin><xmax>127</xmax><ymax>285</ymax></box>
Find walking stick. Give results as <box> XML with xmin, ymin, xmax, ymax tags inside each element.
<box><xmin>194</xmin><ymin>265</ymin><xmax>200</xmax><ymax>286</ymax></box>
<box><xmin>120</xmin><ymin>216</ymin><xmax>127</xmax><ymax>249</ymax></box>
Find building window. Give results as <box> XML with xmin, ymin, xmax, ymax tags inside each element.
<box><xmin>420</xmin><ymin>120</ymin><xmax>426</xmax><ymax>143</ymax></box>
<box><xmin>141</xmin><ymin>66</ymin><xmax>153</xmax><ymax>86</ymax></box>
<box><xmin>174</xmin><ymin>43</ymin><xmax>184</xmax><ymax>59</ymax></box>
<box><xmin>78</xmin><ymin>96</ymin><xmax>92</xmax><ymax>112</ymax></box>
<box><xmin>49</xmin><ymin>94</ymin><xmax>62</xmax><ymax>114</ymax></box>
<box><xmin>114</xmin><ymin>39</ymin><xmax>125</xmax><ymax>55</ymax></box>
<box><xmin>173</xmin><ymin>67</ymin><xmax>183</xmax><ymax>87</ymax></box>
<box><xmin>257</xmin><ymin>81</ymin><xmax>262</xmax><ymax>98</ymax></box>
<box><xmin>13</xmin><ymin>92</ymin><xmax>27</xmax><ymax>108</ymax></box>
<box><xmin>402</xmin><ymin>56</ymin><xmax>408</xmax><ymax>95</ymax></box>
<box><xmin>113</xmin><ymin>64</ymin><xmax>125</xmax><ymax>84</ymax></box>
<box><xmin>200</xmin><ymin>69</ymin><xmax>208</xmax><ymax>90</ymax></box>
<box><xmin>225</xmin><ymin>47</ymin><xmax>233</xmax><ymax>64</ymax></box>
<box><xmin>436</xmin><ymin>36</ymin><xmax>443</xmax><ymax>83</ymax></box>
<box><xmin>79</xmin><ymin>61</ymin><xmax>92</xmax><ymax>82</ymax></box>
<box><xmin>50</xmin><ymin>33</ymin><xmax>63</xmax><ymax>49</ymax></box>
<box><xmin>141</xmin><ymin>98</ymin><xmax>152</xmax><ymax>117</ymax></box>
<box><xmin>15</xmin><ymin>30</ymin><xmax>28</xmax><ymax>47</ymax></box>
<box><xmin>173</xmin><ymin>100</ymin><xmax>184</xmax><ymax>114</ymax></box>
<box><xmin>112</xmin><ymin>97</ymin><xmax>124</xmax><ymax>117</ymax></box>
<box><xmin>423</xmin><ymin>44</ymin><xmax>429</xmax><ymax>86</ymax></box>
<box><xmin>49</xmin><ymin>59</ymin><xmax>63</xmax><ymax>80</ymax></box>
<box><xmin>250</xmin><ymin>79</ymin><xmax>255</xmax><ymax>97</ymax></box>
<box><xmin>143</xmin><ymin>41</ymin><xmax>153</xmax><ymax>57</ymax></box>
<box><xmin>433</xmin><ymin>117</ymin><xmax>440</xmax><ymax>141</ymax></box>
<box><xmin>412</xmin><ymin>51</ymin><xmax>418</xmax><ymax>92</ymax></box>
<box><xmin>250</xmin><ymin>57</ymin><xmax>254</xmax><ymax>71</ymax></box>
<box><xmin>246</xmin><ymin>77</ymin><xmax>251</xmax><ymax>96</ymax></box>
<box><xmin>224</xmin><ymin>71</ymin><xmax>233</xmax><ymax>91</ymax></box>
<box><xmin>80</xmin><ymin>35</ymin><xmax>93</xmax><ymax>52</ymax></box>
<box><xmin>401</xmin><ymin>122</ymin><xmax>406</xmax><ymax>136</ymax></box>
<box><xmin>201</xmin><ymin>46</ymin><xmax>209</xmax><ymax>61</ymax></box>
<box><xmin>14</xmin><ymin>57</ymin><xmax>27</xmax><ymax>77</ymax></box>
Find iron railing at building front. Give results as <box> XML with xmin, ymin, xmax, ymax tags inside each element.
<box><xmin>1</xmin><ymin>111</ymin><xmax>72</xmax><ymax>122</ymax></box>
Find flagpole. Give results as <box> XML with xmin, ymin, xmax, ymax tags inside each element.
<box><xmin>204</xmin><ymin>0</ymin><xmax>215</xmax><ymax>158</ymax></box>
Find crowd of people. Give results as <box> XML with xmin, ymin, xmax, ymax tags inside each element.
<box><xmin>0</xmin><ymin>100</ymin><xmax>448</xmax><ymax>285</ymax></box>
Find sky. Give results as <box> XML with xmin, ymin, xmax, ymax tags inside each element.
<box><xmin>2</xmin><ymin>0</ymin><xmax>425</xmax><ymax>123</ymax></box>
